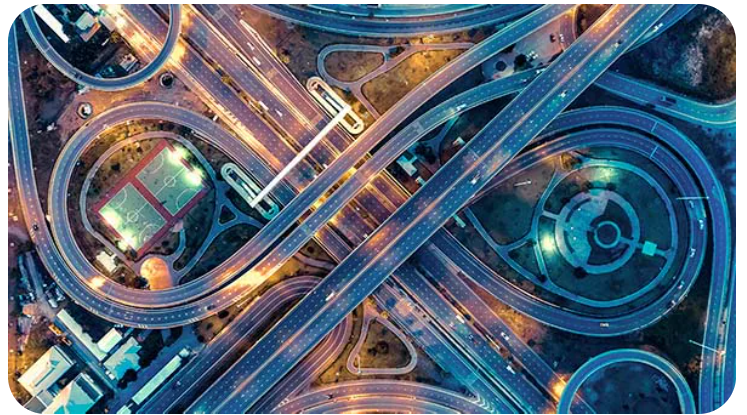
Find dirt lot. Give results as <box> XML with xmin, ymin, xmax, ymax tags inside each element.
<box><xmin>324</xmin><ymin>51</ymin><xmax>384</xmax><ymax>82</ymax></box>
<box><xmin>362</xmin><ymin>50</ymin><xmax>466</xmax><ymax>114</ymax></box>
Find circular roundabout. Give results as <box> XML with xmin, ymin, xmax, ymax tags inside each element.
<box><xmin>450</xmin><ymin>107</ymin><xmax>716</xmax><ymax>336</ymax></box>
<box><xmin>554</xmin><ymin>189</ymin><xmax>641</xmax><ymax>272</ymax></box>
<box><xmin>463</xmin><ymin>132</ymin><xmax>697</xmax><ymax>314</ymax></box>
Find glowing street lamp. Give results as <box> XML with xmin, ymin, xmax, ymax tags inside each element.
<box><xmin>100</xmin><ymin>208</ymin><xmax>121</xmax><ymax>227</ymax></box>
<box><xmin>169</xmin><ymin>147</ymin><xmax>187</xmax><ymax>164</ymax></box>
<box><xmin>187</xmin><ymin>168</ymin><xmax>203</xmax><ymax>186</ymax></box>
<box><xmin>89</xmin><ymin>276</ymin><xmax>106</xmax><ymax>289</ymax></box>
<box><xmin>540</xmin><ymin>233</ymin><xmax>556</xmax><ymax>252</ymax></box>
<box><xmin>119</xmin><ymin>231</ymin><xmax>136</xmax><ymax>249</ymax></box>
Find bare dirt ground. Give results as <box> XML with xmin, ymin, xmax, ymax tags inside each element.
<box><xmin>324</xmin><ymin>51</ymin><xmax>385</xmax><ymax>82</ymax></box>
<box><xmin>361</xmin><ymin>49</ymin><xmax>465</xmax><ymax>114</ymax></box>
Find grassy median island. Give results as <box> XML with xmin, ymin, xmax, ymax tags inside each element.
<box><xmin>313</xmin><ymin>303</ymin><xmax>464</xmax><ymax>395</ymax></box>
<box><xmin>578</xmin><ymin>362</ymin><xmax>681</xmax><ymax>413</ymax></box>
<box><xmin>324</xmin><ymin>51</ymin><xmax>385</xmax><ymax>82</ymax></box>
<box><xmin>179</xmin><ymin>223</ymin><xmax>258</xmax><ymax>284</ymax></box>
<box><xmin>469</xmin><ymin>157</ymin><xmax>555</xmax><ymax>245</ymax></box>
<box><xmin>615</xmin><ymin>5</ymin><xmax>735</xmax><ymax>102</ymax></box>
<box><xmin>452</xmin><ymin>146</ymin><xmax>692</xmax><ymax>309</ymax></box>
<box><xmin>356</xmin><ymin>319</ymin><xmax>411</xmax><ymax>371</ymax></box>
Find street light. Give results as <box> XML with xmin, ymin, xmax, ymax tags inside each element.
<box><xmin>688</xmin><ymin>339</ymin><xmax>725</xmax><ymax>356</ymax></box>
<box><xmin>540</xmin><ymin>233</ymin><xmax>555</xmax><ymax>252</ymax></box>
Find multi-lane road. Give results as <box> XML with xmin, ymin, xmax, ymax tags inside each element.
<box><xmin>557</xmin><ymin>348</ymin><xmax>696</xmax><ymax>414</ymax></box>
<box><xmin>11</xmin><ymin>4</ymin><xmax>735</xmax><ymax>413</ymax></box>
<box><xmin>274</xmin><ymin>380</ymin><xmax>491</xmax><ymax>414</ymax></box>
<box><xmin>185</xmin><ymin>5</ymin><xmax>674</xmax><ymax>412</ymax></box>
<box><xmin>21</xmin><ymin>5</ymin><xmax>182</xmax><ymax>91</ymax></box>
<box><xmin>248</xmin><ymin>4</ymin><xmax>540</xmax><ymax>38</ymax></box>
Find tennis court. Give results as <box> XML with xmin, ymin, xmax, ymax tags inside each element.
<box><xmin>95</xmin><ymin>140</ymin><xmax>209</xmax><ymax>256</ymax></box>
<box><xmin>98</xmin><ymin>183</ymin><xmax>167</xmax><ymax>251</ymax></box>
<box><xmin>137</xmin><ymin>146</ymin><xmax>206</xmax><ymax>216</ymax></box>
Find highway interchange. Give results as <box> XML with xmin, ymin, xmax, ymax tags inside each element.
<box><xmin>9</xmin><ymin>4</ymin><xmax>735</xmax><ymax>414</ymax></box>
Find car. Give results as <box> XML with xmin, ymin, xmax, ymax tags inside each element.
<box><xmin>559</xmin><ymin>90</ymin><xmax>568</xmax><ymax>99</ymax></box>
<box><xmin>32</xmin><ymin>223</ymin><xmax>39</xmax><ymax>231</ymax></box>
<box><xmin>506</xmin><ymin>364</ymin><xmax>516</xmax><ymax>375</ymax></box>
<box><xmin>698</xmin><ymin>219</ymin><xmax>705</xmax><ymax>230</ymax></box>
<box><xmin>690</xmin><ymin>248</ymin><xmax>697</xmax><ymax>258</ymax></box>
<box><xmin>500</xmin><ymin>331</ymin><xmax>510</xmax><ymax>341</ymax></box>
<box><xmin>600</xmin><ymin>322</ymin><xmax>610</xmax><ymax>328</ymax></box>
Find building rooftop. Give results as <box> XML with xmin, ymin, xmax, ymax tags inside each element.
<box><xmin>131</xmin><ymin>349</ymin><xmax>186</xmax><ymax>405</ymax></box>
<box><xmin>104</xmin><ymin>337</ymin><xmax>142</xmax><ymax>380</ymax></box>
<box><xmin>43</xmin><ymin>372</ymin><xmax>103</xmax><ymax>414</ymax></box>
<box><xmin>33</xmin><ymin>5</ymin><xmax>70</xmax><ymax>43</ymax></box>
<box><xmin>56</xmin><ymin>309</ymin><xmax>108</xmax><ymax>361</ymax></box>
<box><xmin>97</xmin><ymin>328</ymin><xmax>123</xmax><ymax>354</ymax></box>
<box><xmin>95</xmin><ymin>251</ymin><xmax>118</xmax><ymax>274</ymax></box>
<box><xmin>75</xmin><ymin>12</ymin><xmax>95</xmax><ymax>31</ymax></box>
<box><xmin>18</xmin><ymin>346</ymin><xmax>74</xmax><ymax>397</ymax></box>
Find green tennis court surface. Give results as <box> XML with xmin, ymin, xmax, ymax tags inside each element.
<box><xmin>99</xmin><ymin>183</ymin><xmax>167</xmax><ymax>251</ymax></box>
<box><xmin>137</xmin><ymin>146</ymin><xmax>206</xmax><ymax>216</ymax></box>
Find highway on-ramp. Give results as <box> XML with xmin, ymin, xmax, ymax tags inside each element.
<box><xmin>185</xmin><ymin>6</ymin><xmax>672</xmax><ymax>412</ymax></box>
<box><xmin>273</xmin><ymin>380</ymin><xmax>490</xmax><ymax>414</ymax></box>
<box><xmin>21</xmin><ymin>5</ymin><xmax>182</xmax><ymax>91</ymax></box>
<box><xmin>248</xmin><ymin>4</ymin><xmax>539</xmax><ymax>38</ymax></box>
<box><xmin>557</xmin><ymin>348</ymin><xmax>696</xmax><ymax>414</ymax></box>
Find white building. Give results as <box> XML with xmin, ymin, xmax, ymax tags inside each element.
<box><xmin>104</xmin><ymin>337</ymin><xmax>141</xmax><ymax>380</ymax></box>
<box><xmin>18</xmin><ymin>346</ymin><xmax>74</xmax><ymax>399</ymax></box>
<box><xmin>33</xmin><ymin>5</ymin><xmax>70</xmax><ymax>43</ymax></box>
<box><xmin>43</xmin><ymin>372</ymin><xmax>103</xmax><ymax>414</ymax></box>
<box><xmin>95</xmin><ymin>251</ymin><xmax>118</xmax><ymax>274</ymax></box>
<box><xmin>97</xmin><ymin>328</ymin><xmax>123</xmax><ymax>354</ymax></box>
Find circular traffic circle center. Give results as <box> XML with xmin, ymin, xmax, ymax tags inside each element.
<box><xmin>594</xmin><ymin>220</ymin><xmax>621</xmax><ymax>248</ymax></box>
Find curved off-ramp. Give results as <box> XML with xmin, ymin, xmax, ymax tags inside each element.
<box><xmin>346</xmin><ymin>306</ymin><xmax>417</xmax><ymax>376</ymax></box>
<box><xmin>250</xmin><ymin>4</ymin><xmax>539</xmax><ymax>38</ymax></box>
<box><xmin>273</xmin><ymin>380</ymin><xmax>490</xmax><ymax>414</ymax></box>
<box><xmin>21</xmin><ymin>5</ymin><xmax>181</xmax><ymax>91</ymax></box>
<box><xmin>557</xmin><ymin>349</ymin><xmax>695</xmax><ymax>414</ymax></box>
